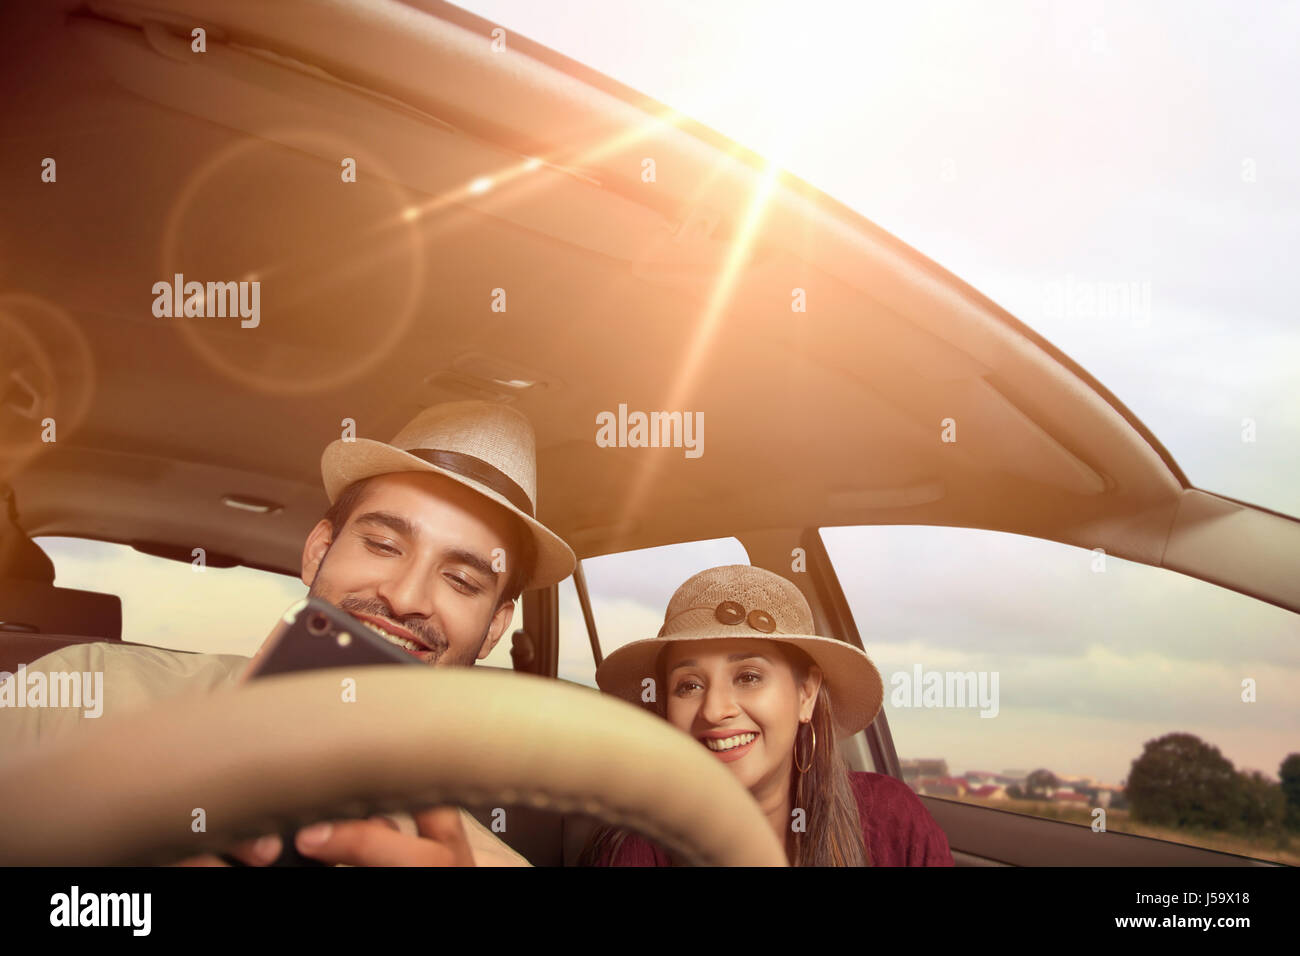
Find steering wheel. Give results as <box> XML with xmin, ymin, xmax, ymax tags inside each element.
<box><xmin>0</xmin><ymin>668</ymin><xmax>787</xmax><ymax>866</ymax></box>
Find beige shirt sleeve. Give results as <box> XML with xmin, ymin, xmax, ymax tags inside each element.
<box><xmin>0</xmin><ymin>641</ymin><xmax>247</xmax><ymax>763</ymax></box>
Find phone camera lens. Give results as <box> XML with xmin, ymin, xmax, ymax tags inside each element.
<box><xmin>306</xmin><ymin>612</ymin><xmax>330</xmax><ymax>636</ymax></box>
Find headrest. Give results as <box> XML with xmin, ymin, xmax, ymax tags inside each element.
<box><xmin>0</xmin><ymin>537</ymin><xmax>56</xmax><ymax>584</ymax></box>
<box><xmin>0</xmin><ymin>582</ymin><xmax>122</xmax><ymax>640</ymax></box>
<box><xmin>0</xmin><ymin>485</ymin><xmax>55</xmax><ymax>585</ymax></box>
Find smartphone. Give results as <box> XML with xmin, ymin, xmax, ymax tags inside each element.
<box><xmin>245</xmin><ymin>596</ymin><xmax>422</xmax><ymax>679</ymax></box>
<box><xmin>232</xmin><ymin>596</ymin><xmax>421</xmax><ymax>866</ymax></box>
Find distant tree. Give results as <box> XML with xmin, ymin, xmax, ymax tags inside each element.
<box><xmin>1126</xmin><ymin>733</ymin><xmax>1238</xmax><ymax>830</ymax></box>
<box><xmin>1006</xmin><ymin>785</ymin><xmax>1023</xmax><ymax>799</ymax></box>
<box><xmin>1025</xmin><ymin>769</ymin><xmax>1058</xmax><ymax>799</ymax></box>
<box><xmin>1233</xmin><ymin>770</ymin><xmax>1285</xmax><ymax>835</ymax></box>
<box><xmin>1279</xmin><ymin>754</ymin><xmax>1300</xmax><ymax>831</ymax></box>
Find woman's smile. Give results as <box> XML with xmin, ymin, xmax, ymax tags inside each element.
<box><xmin>700</xmin><ymin>730</ymin><xmax>760</xmax><ymax>762</ymax></box>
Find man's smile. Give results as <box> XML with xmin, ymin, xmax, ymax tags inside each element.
<box><xmin>347</xmin><ymin>611</ymin><xmax>438</xmax><ymax>662</ymax></box>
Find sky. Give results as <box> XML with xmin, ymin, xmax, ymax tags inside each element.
<box><xmin>27</xmin><ymin>0</ymin><xmax>1300</xmax><ymax>793</ymax></box>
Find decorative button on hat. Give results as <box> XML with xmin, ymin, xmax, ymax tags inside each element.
<box><xmin>714</xmin><ymin>601</ymin><xmax>745</xmax><ymax>625</ymax></box>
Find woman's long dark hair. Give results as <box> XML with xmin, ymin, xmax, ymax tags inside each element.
<box><xmin>783</xmin><ymin>644</ymin><xmax>869</xmax><ymax>867</ymax></box>
<box><xmin>580</xmin><ymin>641</ymin><xmax>869</xmax><ymax>866</ymax></box>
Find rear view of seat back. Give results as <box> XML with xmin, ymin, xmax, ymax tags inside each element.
<box><xmin>0</xmin><ymin>582</ymin><xmax>123</xmax><ymax>672</ymax></box>
<box><xmin>0</xmin><ymin>492</ymin><xmax>123</xmax><ymax>671</ymax></box>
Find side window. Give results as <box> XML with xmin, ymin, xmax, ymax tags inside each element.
<box><xmin>35</xmin><ymin>536</ymin><xmax>306</xmax><ymax>656</ymax></box>
<box><xmin>36</xmin><ymin>533</ymin><xmax>528</xmax><ymax>670</ymax></box>
<box><xmin>557</xmin><ymin>537</ymin><xmax>750</xmax><ymax>687</ymax></box>
<box><xmin>821</xmin><ymin>525</ymin><xmax>1299</xmax><ymax>865</ymax></box>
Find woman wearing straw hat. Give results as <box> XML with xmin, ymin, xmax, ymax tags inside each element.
<box><xmin>586</xmin><ymin>565</ymin><xmax>953</xmax><ymax>866</ymax></box>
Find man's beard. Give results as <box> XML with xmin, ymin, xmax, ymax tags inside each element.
<box><xmin>308</xmin><ymin>544</ymin><xmax>491</xmax><ymax>666</ymax></box>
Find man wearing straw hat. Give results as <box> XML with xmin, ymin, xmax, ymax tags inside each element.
<box><xmin>2</xmin><ymin>401</ymin><xmax>575</xmax><ymax>866</ymax></box>
<box><xmin>247</xmin><ymin>400</ymin><xmax>574</xmax><ymax>673</ymax></box>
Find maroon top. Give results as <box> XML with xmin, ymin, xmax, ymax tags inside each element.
<box><xmin>598</xmin><ymin>772</ymin><xmax>955</xmax><ymax>866</ymax></box>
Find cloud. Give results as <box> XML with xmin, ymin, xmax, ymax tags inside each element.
<box><xmin>822</xmin><ymin>526</ymin><xmax>1300</xmax><ymax>668</ymax></box>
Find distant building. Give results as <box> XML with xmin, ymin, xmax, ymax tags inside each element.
<box><xmin>916</xmin><ymin>776</ymin><xmax>969</xmax><ymax>798</ymax></box>
<box><xmin>1095</xmin><ymin>785</ymin><xmax>1127</xmax><ymax>810</ymax></box>
<box><xmin>900</xmin><ymin>759</ymin><xmax>949</xmax><ymax>788</ymax></box>
<box><xmin>1056</xmin><ymin>774</ymin><xmax>1094</xmax><ymax>789</ymax></box>
<box><xmin>1053</xmin><ymin>790</ymin><xmax>1089</xmax><ymax>804</ymax></box>
<box><xmin>1076</xmin><ymin>784</ymin><xmax>1128</xmax><ymax>809</ymax></box>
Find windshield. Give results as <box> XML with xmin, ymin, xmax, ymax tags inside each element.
<box><xmin>456</xmin><ymin>0</ymin><xmax>1300</xmax><ymax>518</ymax></box>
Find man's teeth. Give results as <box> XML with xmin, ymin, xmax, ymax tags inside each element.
<box><xmin>358</xmin><ymin>618</ymin><xmax>422</xmax><ymax>653</ymax></box>
<box><xmin>704</xmin><ymin>733</ymin><xmax>757</xmax><ymax>752</ymax></box>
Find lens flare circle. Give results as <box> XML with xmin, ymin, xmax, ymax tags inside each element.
<box><xmin>0</xmin><ymin>294</ymin><xmax>95</xmax><ymax>472</ymax></box>
<box><xmin>159</xmin><ymin>129</ymin><xmax>425</xmax><ymax>395</ymax></box>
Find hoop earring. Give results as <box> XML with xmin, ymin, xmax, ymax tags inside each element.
<box><xmin>794</xmin><ymin>721</ymin><xmax>816</xmax><ymax>774</ymax></box>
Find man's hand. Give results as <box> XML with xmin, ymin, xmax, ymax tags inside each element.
<box><xmin>173</xmin><ymin>807</ymin><xmax>476</xmax><ymax>866</ymax></box>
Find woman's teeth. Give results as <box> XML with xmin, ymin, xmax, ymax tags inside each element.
<box><xmin>704</xmin><ymin>733</ymin><xmax>757</xmax><ymax>752</ymax></box>
<box><xmin>359</xmin><ymin>618</ymin><xmax>422</xmax><ymax>653</ymax></box>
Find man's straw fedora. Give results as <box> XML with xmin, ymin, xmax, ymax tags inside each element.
<box><xmin>321</xmin><ymin>401</ymin><xmax>575</xmax><ymax>589</ymax></box>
